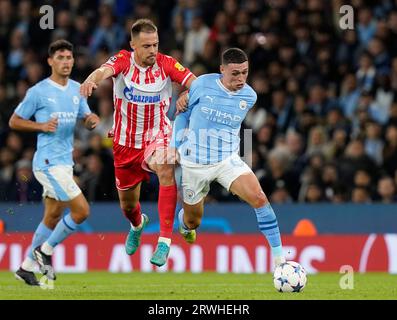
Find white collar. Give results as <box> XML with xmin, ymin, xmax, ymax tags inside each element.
<box><xmin>47</xmin><ymin>78</ymin><xmax>69</xmax><ymax>91</ymax></box>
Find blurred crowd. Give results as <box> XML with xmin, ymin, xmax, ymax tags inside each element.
<box><xmin>1</xmin><ymin>0</ymin><xmax>397</xmax><ymax>204</ymax></box>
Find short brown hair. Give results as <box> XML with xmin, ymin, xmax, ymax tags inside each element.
<box><xmin>131</xmin><ymin>19</ymin><xmax>157</xmax><ymax>38</ymax></box>
<box><xmin>48</xmin><ymin>39</ymin><xmax>73</xmax><ymax>57</ymax></box>
<box><xmin>221</xmin><ymin>48</ymin><xmax>248</xmax><ymax>65</ymax></box>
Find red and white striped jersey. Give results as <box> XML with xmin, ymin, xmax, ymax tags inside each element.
<box><xmin>102</xmin><ymin>50</ymin><xmax>193</xmax><ymax>148</ymax></box>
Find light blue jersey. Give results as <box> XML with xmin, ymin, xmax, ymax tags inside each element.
<box><xmin>172</xmin><ymin>74</ymin><xmax>257</xmax><ymax>164</ymax></box>
<box><xmin>14</xmin><ymin>78</ymin><xmax>91</xmax><ymax>170</ymax></box>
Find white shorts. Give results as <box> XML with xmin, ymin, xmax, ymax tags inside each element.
<box><xmin>33</xmin><ymin>165</ymin><xmax>81</xmax><ymax>201</ymax></box>
<box><xmin>180</xmin><ymin>153</ymin><xmax>252</xmax><ymax>205</ymax></box>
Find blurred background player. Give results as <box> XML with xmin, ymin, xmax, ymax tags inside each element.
<box><xmin>172</xmin><ymin>48</ymin><xmax>285</xmax><ymax>267</ymax></box>
<box><xmin>9</xmin><ymin>40</ymin><xmax>100</xmax><ymax>285</ymax></box>
<box><xmin>80</xmin><ymin>19</ymin><xmax>196</xmax><ymax>267</ymax></box>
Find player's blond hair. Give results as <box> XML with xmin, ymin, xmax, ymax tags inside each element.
<box><xmin>131</xmin><ymin>19</ymin><xmax>157</xmax><ymax>39</ymax></box>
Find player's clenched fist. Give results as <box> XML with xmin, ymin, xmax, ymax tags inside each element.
<box><xmin>80</xmin><ymin>81</ymin><xmax>98</xmax><ymax>98</ymax></box>
<box><xmin>84</xmin><ymin>113</ymin><xmax>100</xmax><ymax>130</ymax></box>
<box><xmin>41</xmin><ymin>117</ymin><xmax>58</xmax><ymax>133</ymax></box>
<box><xmin>176</xmin><ymin>90</ymin><xmax>189</xmax><ymax>114</ymax></box>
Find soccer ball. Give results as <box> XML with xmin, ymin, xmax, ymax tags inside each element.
<box><xmin>273</xmin><ymin>261</ymin><xmax>307</xmax><ymax>293</ymax></box>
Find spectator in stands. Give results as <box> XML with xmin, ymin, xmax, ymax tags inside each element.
<box><xmin>305</xmin><ymin>126</ymin><xmax>331</xmax><ymax>159</ymax></box>
<box><xmin>357</xmin><ymin>7</ymin><xmax>377</xmax><ymax>47</ymax></box>
<box><xmin>270</xmin><ymin>185</ymin><xmax>293</xmax><ymax>204</ymax></box>
<box><xmin>339</xmin><ymin>73</ymin><xmax>361</xmax><ymax>119</ymax></box>
<box><xmin>338</xmin><ymin>139</ymin><xmax>379</xmax><ymax>186</ymax></box>
<box><xmin>5</xmin><ymin>159</ymin><xmax>42</xmax><ymax>202</ymax></box>
<box><xmin>0</xmin><ymin>147</ymin><xmax>16</xmax><ymax>197</ymax></box>
<box><xmin>260</xmin><ymin>147</ymin><xmax>300</xmax><ymax>201</ymax></box>
<box><xmin>383</xmin><ymin>124</ymin><xmax>397</xmax><ymax>176</ymax></box>
<box><xmin>90</xmin><ymin>11</ymin><xmax>125</xmax><ymax>55</ymax></box>
<box><xmin>184</xmin><ymin>13</ymin><xmax>210</xmax><ymax>66</ymax></box>
<box><xmin>79</xmin><ymin>153</ymin><xmax>116</xmax><ymax>201</ymax></box>
<box><xmin>321</xmin><ymin>163</ymin><xmax>339</xmax><ymax>201</ymax></box>
<box><xmin>364</xmin><ymin>120</ymin><xmax>384</xmax><ymax>165</ymax></box>
<box><xmin>351</xmin><ymin>186</ymin><xmax>372</xmax><ymax>203</ymax></box>
<box><xmin>270</xmin><ymin>89</ymin><xmax>293</xmax><ymax>133</ymax></box>
<box><xmin>356</xmin><ymin>51</ymin><xmax>376</xmax><ymax>92</ymax></box>
<box><xmin>353</xmin><ymin>169</ymin><xmax>376</xmax><ymax>199</ymax></box>
<box><xmin>376</xmin><ymin>175</ymin><xmax>397</xmax><ymax>203</ymax></box>
<box><xmin>303</xmin><ymin>183</ymin><xmax>325</xmax><ymax>203</ymax></box>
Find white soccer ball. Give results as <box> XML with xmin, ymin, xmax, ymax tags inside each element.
<box><xmin>273</xmin><ymin>261</ymin><xmax>307</xmax><ymax>293</ymax></box>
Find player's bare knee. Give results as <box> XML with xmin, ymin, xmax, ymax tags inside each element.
<box><xmin>157</xmin><ymin>165</ymin><xmax>175</xmax><ymax>185</ymax></box>
<box><xmin>43</xmin><ymin>216</ymin><xmax>59</xmax><ymax>229</ymax></box>
<box><xmin>71</xmin><ymin>199</ymin><xmax>90</xmax><ymax>222</ymax></box>
<box><xmin>120</xmin><ymin>199</ymin><xmax>138</xmax><ymax>212</ymax></box>
<box><xmin>250</xmin><ymin>191</ymin><xmax>268</xmax><ymax>208</ymax></box>
<box><xmin>78</xmin><ymin>203</ymin><xmax>90</xmax><ymax>221</ymax></box>
<box><xmin>185</xmin><ymin>217</ymin><xmax>201</xmax><ymax>230</ymax></box>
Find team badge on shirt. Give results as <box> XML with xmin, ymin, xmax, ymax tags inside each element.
<box><xmin>239</xmin><ymin>100</ymin><xmax>247</xmax><ymax>110</ymax></box>
<box><xmin>174</xmin><ymin>62</ymin><xmax>185</xmax><ymax>72</ymax></box>
<box><xmin>110</xmin><ymin>53</ymin><xmax>124</xmax><ymax>63</ymax></box>
<box><xmin>73</xmin><ymin>96</ymin><xmax>80</xmax><ymax>105</ymax></box>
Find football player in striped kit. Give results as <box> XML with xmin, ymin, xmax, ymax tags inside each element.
<box><xmin>81</xmin><ymin>19</ymin><xmax>196</xmax><ymax>267</ymax></box>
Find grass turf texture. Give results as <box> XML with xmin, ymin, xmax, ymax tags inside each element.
<box><xmin>0</xmin><ymin>272</ymin><xmax>396</xmax><ymax>300</ymax></box>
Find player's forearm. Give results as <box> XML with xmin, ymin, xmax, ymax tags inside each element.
<box><xmin>9</xmin><ymin>115</ymin><xmax>45</xmax><ymax>132</ymax></box>
<box><xmin>184</xmin><ymin>75</ymin><xmax>197</xmax><ymax>89</ymax></box>
<box><xmin>84</xmin><ymin>67</ymin><xmax>113</xmax><ymax>85</ymax></box>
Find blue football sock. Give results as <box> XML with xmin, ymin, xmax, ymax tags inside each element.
<box><xmin>46</xmin><ymin>214</ymin><xmax>79</xmax><ymax>248</ymax></box>
<box><xmin>254</xmin><ymin>203</ymin><xmax>283</xmax><ymax>257</ymax></box>
<box><xmin>28</xmin><ymin>222</ymin><xmax>53</xmax><ymax>260</ymax></box>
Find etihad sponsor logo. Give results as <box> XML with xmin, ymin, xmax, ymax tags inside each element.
<box><xmin>123</xmin><ymin>86</ymin><xmax>161</xmax><ymax>103</ymax></box>
<box><xmin>201</xmin><ymin>106</ymin><xmax>242</xmax><ymax>122</ymax></box>
<box><xmin>50</xmin><ymin>111</ymin><xmax>77</xmax><ymax>118</ymax></box>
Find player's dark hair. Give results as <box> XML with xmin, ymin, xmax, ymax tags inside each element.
<box><xmin>221</xmin><ymin>48</ymin><xmax>248</xmax><ymax>65</ymax></box>
<box><xmin>48</xmin><ymin>39</ymin><xmax>73</xmax><ymax>57</ymax></box>
<box><xmin>131</xmin><ymin>19</ymin><xmax>157</xmax><ymax>38</ymax></box>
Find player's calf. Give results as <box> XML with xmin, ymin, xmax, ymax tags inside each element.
<box><xmin>254</xmin><ymin>203</ymin><xmax>285</xmax><ymax>266</ymax></box>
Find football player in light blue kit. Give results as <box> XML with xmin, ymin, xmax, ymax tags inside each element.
<box><xmin>9</xmin><ymin>40</ymin><xmax>100</xmax><ymax>285</ymax></box>
<box><xmin>172</xmin><ymin>48</ymin><xmax>285</xmax><ymax>267</ymax></box>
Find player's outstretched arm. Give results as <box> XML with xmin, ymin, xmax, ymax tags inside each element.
<box><xmin>80</xmin><ymin>66</ymin><xmax>114</xmax><ymax>98</ymax></box>
<box><xmin>9</xmin><ymin>113</ymin><xmax>58</xmax><ymax>133</ymax></box>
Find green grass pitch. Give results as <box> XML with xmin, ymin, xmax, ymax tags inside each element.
<box><xmin>0</xmin><ymin>272</ymin><xmax>396</xmax><ymax>300</ymax></box>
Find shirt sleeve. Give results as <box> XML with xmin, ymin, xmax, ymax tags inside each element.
<box><xmin>14</xmin><ymin>88</ymin><xmax>38</xmax><ymax>119</ymax></box>
<box><xmin>78</xmin><ymin>97</ymin><xmax>92</xmax><ymax>119</ymax></box>
<box><xmin>102</xmin><ymin>50</ymin><xmax>130</xmax><ymax>77</ymax></box>
<box><xmin>160</xmin><ymin>54</ymin><xmax>193</xmax><ymax>87</ymax></box>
